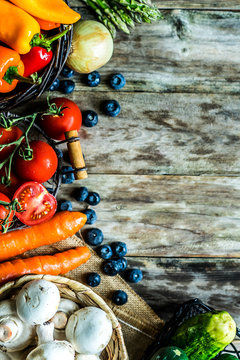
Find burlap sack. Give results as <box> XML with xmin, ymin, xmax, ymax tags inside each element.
<box><xmin>25</xmin><ymin>232</ymin><xmax>164</xmax><ymax>359</ymax></box>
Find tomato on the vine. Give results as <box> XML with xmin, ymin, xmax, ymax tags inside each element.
<box><xmin>0</xmin><ymin>126</ymin><xmax>23</xmax><ymax>162</ymax></box>
<box><xmin>39</xmin><ymin>98</ymin><xmax>82</xmax><ymax>140</ymax></box>
<box><xmin>0</xmin><ymin>193</ymin><xmax>14</xmax><ymax>232</ymax></box>
<box><xmin>13</xmin><ymin>182</ymin><xmax>57</xmax><ymax>226</ymax></box>
<box><xmin>14</xmin><ymin>140</ymin><xmax>58</xmax><ymax>183</ymax></box>
<box><xmin>0</xmin><ymin>169</ymin><xmax>23</xmax><ymax>198</ymax></box>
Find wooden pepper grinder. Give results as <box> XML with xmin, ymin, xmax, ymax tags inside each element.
<box><xmin>64</xmin><ymin>130</ymin><xmax>88</xmax><ymax>180</ymax></box>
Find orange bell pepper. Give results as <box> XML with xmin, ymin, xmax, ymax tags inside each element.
<box><xmin>33</xmin><ymin>16</ymin><xmax>60</xmax><ymax>31</ymax></box>
<box><xmin>0</xmin><ymin>1</ymin><xmax>40</xmax><ymax>54</ymax></box>
<box><xmin>0</xmin><ymin>46</ymin><xmax>41</xmax><ymax>93</ymax></box>
<box><xmin>9</xmin><ymin>0</ymin><xmax>80</xmax><ymax>24</ymax></box>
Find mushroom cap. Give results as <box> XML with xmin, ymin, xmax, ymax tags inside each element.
<box><xmin>26</xmin><ymin>341</ymin><xmax>75</xmax><ymax>360</ymax></box>
<box><xmin>0</xmin><ymin>300</ymin><xmax>35</xmax><ymax>352</ymax></box>
<box><xmin>65</xmin><ymin>307</ymin><xmax>112</xmax><ymax>355</ymax></box>
<box><xmin>76</xmin><ymin>355</ymin><xmax>100</xmax><ymax>360</ymax></box>
<box><xmin>16</xmin><ymin>280</ymin><xmax>60</xmax><ymax>325</ymax></box>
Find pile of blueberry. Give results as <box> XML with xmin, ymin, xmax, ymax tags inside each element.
<box><xmin>49</xmin><ymin>65</ymin><xmax>75</xmax><ymax>94</ymax></box>
<box><xmin>54</xmin><ymin>70</ymin><xmax>142</xmax><ymax>306</ymax></box>
<box><xmin>50</xmin><ymin>66</ymin><xmax>125</xmax><ymax>118</ymax></box>
<box><xmin>84</xmin><ymin>226</ymin><xmax>143</xmax><ymax>306</ymax></box>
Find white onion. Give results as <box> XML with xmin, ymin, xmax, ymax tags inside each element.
<box><xmin>67</xmin><ymin>20</ymin><xmax>114</xmax><ymax>74</ymax></box>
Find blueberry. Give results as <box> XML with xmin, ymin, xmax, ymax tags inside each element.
<box><xmin>49</xmin><ymin>78</ymin><xmax>60</xmax><ymax>91</ymax></box>
<box><xmin>110</xmin><ymin>73</ymin><xmax>126</xmax><ymax>90</ymax></box>
<box><xmin>61</xmin><ymin>166</ymin><xmax>75</xmax><ymax>184</ymax></box>
<box><xmin>55</xmin><ymin>148</ymin><xmax>63</xmax><ymax>158</ymax></box>
<box><xmin>112</xmin><ymin>290</ymin><xmax>128</xmax><ymax>305</ymax></box>
<box><xmin>59</xmin><ymin>200</ymin><xmax>72</xmax><ymax>211</ymax></box>
<box><xmin>82</xmin><ymin>110</ymin><xmax>98</xmax><ymax>128</ymax></box>
<box><xmin>75</xmin><ymin>186</ymin><xmax>89</xmax><ymax>202</ymax></box>
<box><xmin>125</xmin><ymin>268</ymin><xmax>143</xmax><ymax>283</ymax></box>
<box><xmin>102</xmin><ymin>259</ymin><xmax>122</xmax><ymax>276</ymax></box>
<box><xmin>86</xmin><ymin>71</ymin><xmax>101</xmax><ymax>87</ymax></box>
<box><xmin>97</xmin><ymin>244</ymin><xmax>113</xmax><ymax>260</ymax></box>
<box><xmin>111</xmin><ymin>242</ymin><xmax>127</xmax><ymax>258</ymax></box>
<box><xmin>86</xmin><ymin>272</ymin><xmax>101</xmax><ymax>287</ymax></box>
<box><xmin>86</xmin><ymin>192</ymin><xmax>101</xmax><ymax>206</ymax></box>
<box><xmin>84</xmin><ymin>228</ymin><xmax>103</xmax><ymax>246</ymax></box>
<box><xmin>116</xmin><ymin>257</ymin><xmax>128</xmax><ymax>272</ymax></box>
<box><xmin>83</xmin><ymin>209</ymin><xmax>97</xmax><ymax>225</ymax></box>
<box><xmin>60</xmin><ymin>80</ymin><xmax>75</xmax><ymax>94</ymax></box>
<box><xmin>102</xmin><ymin>100</ymin><xmax>121</xmax><ymax>117</ymax></box>
<box><xmin>61</xmin><ymin>65</ymin><xmax>74</xmax><ymax>78</ymax></box>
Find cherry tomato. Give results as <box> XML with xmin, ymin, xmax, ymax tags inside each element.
<box><xmin>0</xmin><ymin>193</ymin><xmax>14</xmax><ymax>232</ymax></box>
<box><xmin>0</xmin><ymin>126</ymin><xmax>23</xmax><ymax>162</ymax></box>
<box><xmin>0</xmin><ymin>168</ymin><xmax>23</xmax><ymax>198</ymax></box>
<box><xmin>14</xmin><ymin>140</ymin><xmax>58</xmax><ymax>183</ymax></box>
<box><xmin>39</xmin><ymin>98</ymin><xmax>82</xmax><ymax>140</ymax></box>
<box><xmin>13</xmin><ymin>182</ymin><xmax>57</xmax><ymax>226</ymax></box>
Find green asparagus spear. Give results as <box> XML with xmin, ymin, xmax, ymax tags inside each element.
<box><xmin>92</xmin><ymin>0</ymin><xmax>130</xmax><ymax>33</ymax></box>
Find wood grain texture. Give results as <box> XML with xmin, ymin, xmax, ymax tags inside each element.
<box><xmin>126</xmin><ymin>257</ymin><xmax>240</xmax><ymax>325</ymax></box>
<box><xmin>34</xmin><ymin>91</ymin><xmax>240</xmax><ymax>176</ymax></box>
<box><xmin>64</xmin><ymin>10</ymin><xmax>240</xmax><ymax>95</ymax></box>
<box><xmin>58</xmin><ymin>175</ymin><xmax>240</xmax><ymax>257</ymax></box>
<box><xmin>71</xmin><ymin>0</ymin><xmax>240</xmax><ymax>10</ymax></box>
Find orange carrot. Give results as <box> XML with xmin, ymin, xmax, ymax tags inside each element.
<box><xmin>0</xmin><ymin>211</ymin><xmax>87</xmax><ymax>262</ymax></box>
<box><xmin>0</xmin><ymin>246</ymin><xmax>91</xmax><ymax>284</ymax></box>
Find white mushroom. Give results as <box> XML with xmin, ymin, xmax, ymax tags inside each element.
<box><xmin>0</xmin><ymin>349</ymin><xmax>30</xmax><ymax>360</ymax></box>
<box><xmin>75</xmin><ymin>355</ymin><xmax>100</xmax><ymax>360</ymax></box>
<box><xmin>0</xmin><ymin>300</ymin><xmax>35</xmax><ymax>352</ymax></box>
<box><xmin>51</xmin><ymin>299</ymin><xmax>79</xmax><ymax>340</ymax></box>
<box><xmin>65</xmin><ymin>307</ymin><xmax>112</xmax><ymax>355</ymax></box>
<box><xmin>26</xmin><ymin>321</ymin><xmax>75</xmax><ymax>360</ymax></box>
<box><xmin>16</xmin><ymin>279</ymin><xmax>60</xmax><ymax>325</ymax></box>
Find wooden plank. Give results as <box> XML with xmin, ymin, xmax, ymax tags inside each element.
<box><xmin>63</xmin><ymin>10</ymin><xmax>240</xmax><ymax>95</ymax></box>
<box><xmin>126</xmin><ymin>257</ymin><xmax>240</xmax><ymax>325</ymax></box>
<box><xmin>58</xmin><ymin>175</ymin><xmax>240</xmax><ymax>257</ymax></box>
<box><xmin>71</xmin><ymin>0</ymin><xmax>240</xmax><ymax>10</ymax></box>
<box><xmin>34</xmin><ymin>91</ymin><xmax>240</xmax><ymax>176</ymax></box>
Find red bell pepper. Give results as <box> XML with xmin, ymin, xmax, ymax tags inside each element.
<box><xmin>21</xmin><ymin>26</ymin><xmax>70</xmax><ymax>77</ymax></box>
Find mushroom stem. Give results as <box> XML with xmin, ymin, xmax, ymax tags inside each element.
<box><xmin>36</xmin><ymin>322</ymin><xmax>54</xmax><ymax>345</ymax></box>
<box><xmin>0</xmin><ymin>320</ymin><xmax>18</xmax><ymax>342</ymax></box>
<box><xmin>51</xmin><ymin>312</ymin><xmax>68</xmax><ymax>330</ymax></box>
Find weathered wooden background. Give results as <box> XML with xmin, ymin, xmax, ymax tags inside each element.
<box><xmin>54</xmin><ymin>0</ymin><xmax>240</xmax><ymax>328</ymax></box>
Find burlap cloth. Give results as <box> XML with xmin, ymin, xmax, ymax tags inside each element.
<box><xmin>24</xmin><ymin>232</ymin><xmax>164</xmax><ymax>359</ymax></box>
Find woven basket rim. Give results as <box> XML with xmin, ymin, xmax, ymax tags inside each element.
<box><xmin>0</xmin><ymin>274</ymin><xmax>129</xmax><ymax>360</ymax></box>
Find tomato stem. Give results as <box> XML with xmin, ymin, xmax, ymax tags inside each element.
<box><xmin>0</xmin><ymin>114</ymin><xmax>37</xmax><ymax>186</ymax></box>
<box><xmin>0</xmin><ymin>198</ymin><xmax>23</xmax><ymax>233</ymax></box>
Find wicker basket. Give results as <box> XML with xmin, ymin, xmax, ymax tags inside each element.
<box><xmin>0</xmin><ymin>0</ymin><xmax>73</xmax><ymax>112</ymax></box>
<box><xmin>0</xmin><ymin>274</ymin><xmax>129</xmax><ymax>360</ymax></box>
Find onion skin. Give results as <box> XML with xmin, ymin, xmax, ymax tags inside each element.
<box><xmin>67</xmin><ymin>20</ymin><xmax>114</xmax><ymax>74</ymax></box>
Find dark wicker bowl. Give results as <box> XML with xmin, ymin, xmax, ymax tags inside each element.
<box><xmin>0</xmin><ymin>0</ymin><xmax>73</xmax><ymax>112</ymax></box>
<box><xmin>142</xmin><ymin>298</ymin><xmax>240</xmax><ymax>360</ymax></box>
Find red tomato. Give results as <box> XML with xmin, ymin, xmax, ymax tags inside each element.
<box><xmin>14</xmin><ymin>140</ymin><xmax>58</xmax><ymax>183</ymax></box>
<box><xmin>0</xmin><ymin>169</ymin><xmax>23</xmax><ymax>198</ymax></box>
<box><xmin>0</xmin><ymin>193</ymin><xmax>14</xmax><ymax>232</ymax></box>
<box><xmin>0</xmin><ymin>126</ymin><xmax>23</xmax><ymax>162</ymax></box>
<box><xmin>13</xmin><ymin>182</ymin><xmax>57</xmax><ymax>226</ymax></box>
<box><xmin>39</xmin><ymin>98</ymin><xmax>82</xmax><ymax>140</ymax></box>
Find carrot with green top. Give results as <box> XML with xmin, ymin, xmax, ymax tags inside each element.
<box><xmin>0</xmin><ymin>211</ymin><xmax>87</xmax><ymax>261</ymax></box>
<box><xmin>0</xmin><ymin>246</ymin><xmax>91</xmax><ymax>284</ymax></box>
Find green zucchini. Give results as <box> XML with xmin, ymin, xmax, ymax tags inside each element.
<box><xmin>150</xmin><ymin>346</ymin><xmax>188</xmax><ymax>360</ymax></box>
<box><xmin>171</xmin><ymin>311</ymin><xmax>236</xmax><ymax>360</ymax></box>
<box><xmin>217</xmin><ymin>355</ymin><xmax>238</xmax><ymax>360</ymax></box>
